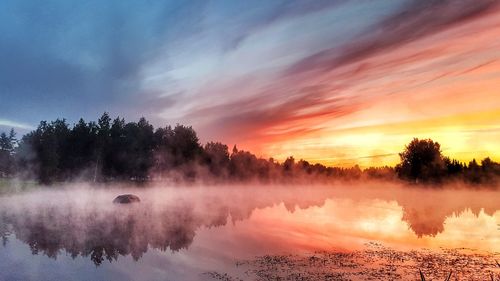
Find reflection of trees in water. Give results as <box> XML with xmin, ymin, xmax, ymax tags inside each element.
<box><xmin>280</xmin><ymin>188</ymin><xmax>499</xmax><ymax>238</ymax></box>
<box><xmin>401</xmin><ymin>207</ymin><xmax>445</xmax><ymax>237</ymax></box>
<box><xmin>0</xmin><ymin>187</ymin><xmax>498</xmax><ymax>265</ymax></box>
<box><xmin>401</xmin><ymin>205</ymin><xmax>497</xmax><ymax>237</ymax></box>
<box><xmin>395</xmin><ymin>191</ymin><xmax>498</xmax><ymax>237</ymax></box>
<box><xmin>0</xmin><ymin>202</ymin><xmax>229</xmax><ymax>266</ymax></box>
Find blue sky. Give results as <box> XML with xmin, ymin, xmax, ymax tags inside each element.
<box><xmin>0</xmin><ymin>0</ymin><xmax>403</xmax><ymax>131</ymax></box>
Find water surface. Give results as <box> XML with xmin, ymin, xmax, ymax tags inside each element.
<box><xmin>0</xmin><ymin>183</ymin><xmax>498</xmax><ymax>280</ymax></box>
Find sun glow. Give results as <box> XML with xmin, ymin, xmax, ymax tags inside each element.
<box><xmin>216</xmin><ymin>9</ymin><xmax>500</xmax><ymax>167</ymax></box>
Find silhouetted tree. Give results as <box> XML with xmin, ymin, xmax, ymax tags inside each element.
<box><xmin>229</xmin><ymin>147</ymin><xmax>261</xmax><ymax>181</ymax></box>
<box><xmin>170</xmin><ymin>125</ymin><xmax>202</xmax><ymax>167</ymax></box>
<box><xmin>443</xmin><ymin>157</ymin><xmax>464</xmax><ymax>177</ymax></box>
<box><xmin>347</xmin><ymin>165</ymin><xmax>362</xmax><ymax>180</ymax></box>
<box><xmin>0</xmin><ymin>129</ymin><xmax>16</xmax><ymax>177</ymax></box>
<box><xmin>5</xmin><ymin>113</ymin><xmax>499</xmax><ymax>186</ymax></box>
<box><xmin>461</xmin><ymin>158</ymin><xmax>500</xmax><ymax>184</ymax></box>
<box><xmin>16</xmin><ymin>120</ymin><xmax>71</xmax><ymax>183</ymax></box>
<box><xmin>150</xmin><ymin>124</ymin><xmax>202</xmax><ymax>180</ymax></box>
<box><xmin>151</xmin><ymin>125</ymin><xmax>174</xmax><ymax>178</ymax></box>
<box><xmin>396</xmin><ymin>138</ymin><xmax>446</xmax><ymax>183</ymax></box>
<box><xmin>123</xmin><ymin>117</ymin><xmax>154</xmax><ymax>180</ymax></box>
<box><xmin>363</xmin><ymin>166</ymin><xmax>395</xmax><ymax>180</ymax></box>
<box><xmin>95</xmin><ymin>112</ymin><xmax>112</xmax><ymax>181</ymax></box>
<box><xmin>66</xmin><ymin>118</ymin><xmax>99</xmax><ymax>179</ymax></box>
<box><xmin>479</xmin><ymin>157</ymin><xmax>500</xmax><ymax>182</ymax></box>
<box><xmin>104</xmin><ymin>117</ymin><xmax>127</xmax><ymax>179</ymax></box>
<box><xmin>203</xmin><ymin>142</ymin><xmax>230</xmax><ymax>177</ymax></box>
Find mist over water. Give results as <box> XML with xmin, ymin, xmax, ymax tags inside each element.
<box><xmin>0</xmin><ymin>183</ymin><xmax>499</xmax><ymax>280</ymax></box>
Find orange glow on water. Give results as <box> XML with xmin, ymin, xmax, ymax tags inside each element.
<box><xmin>239</xmin><ymin>199</ymin><xmax>500</xmax><ymax>253</ymax></box>
<box><xmin>1</xmin><ymin>185</ymin><xmax>498</xmax><ymax>280</ymax></box>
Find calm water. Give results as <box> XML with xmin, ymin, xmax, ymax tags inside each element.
<box><xmin>0</xmin><ymin>183</ymin><xmax>498</xmax><ymax>280</ymax></box>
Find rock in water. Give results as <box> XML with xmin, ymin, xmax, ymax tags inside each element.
<box><xmin>113</xmin><ymin>194</ymin><xmax>141</xmax><ymax>204</ymax></box>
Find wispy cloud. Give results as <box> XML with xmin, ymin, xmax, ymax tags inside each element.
<box><xmin>0</xmin><ymin>119</ymin><xmax>33</xmax><ymax>130</ymax></box>
<box><xmin>286</xmin><ymin>0</ymin><xmax>498</xmax><ymax>75</ymax></box>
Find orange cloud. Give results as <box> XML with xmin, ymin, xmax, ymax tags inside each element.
<box><xmin>226</xmin><ymin>7</ymin><xmax>500</xmax><ymax>167</ymax></box>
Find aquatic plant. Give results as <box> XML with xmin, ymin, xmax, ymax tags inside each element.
<box><xmin>418</xmin><ymin>269</ymin><xmax>451</xmax><ymax>281</ymax></box>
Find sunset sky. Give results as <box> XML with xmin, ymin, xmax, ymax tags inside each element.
<box><xmin>1</xmin><ymin>0</ymin><xmax>500</xmax><ymax>167</ymax></box>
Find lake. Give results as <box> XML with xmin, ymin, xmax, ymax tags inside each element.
<box><xmin>0</xmin><ymin>183</ymin><xmax>499</xmax><ymax>280</ymax></box>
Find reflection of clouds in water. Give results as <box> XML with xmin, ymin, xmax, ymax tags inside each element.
<box><xmin>0</xmin><ymin>184</ymin><xmax>498</xmax><ymax>266</ymax></box>
<box><xmin>247</xmin><ymin>197</ymin><xmax>499</xmax><ymax>253</ymax></box>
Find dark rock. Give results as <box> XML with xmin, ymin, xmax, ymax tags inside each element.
<box><xmin>113</xmin><ymin>194</ymin><xmax>141</xmax><ymax>204</ymax></box>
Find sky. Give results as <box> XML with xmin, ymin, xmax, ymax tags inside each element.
<box><xmin>1</xmin><ymin>0</ymin><xmax>500</xmax><ymax>167</ymax></box>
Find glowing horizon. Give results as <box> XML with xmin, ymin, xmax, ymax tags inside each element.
<box><xmin>245</xmin><ymin>108</ymin><xmax>500</xmax><ymax>167</ymax></box>
<box><xmin>209</xmin><ymin>4</ymin><xmax>500</xmax><ymax>167</ymax></box>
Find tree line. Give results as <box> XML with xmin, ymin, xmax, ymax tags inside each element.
<box><xmin>396</xmin><ymin>138</ymin><xmax>500</xmax><ymax>184</ymax></box>
<box><xmin>0</xmin><ymin>113</ymin><xmax>499</xmax><ymax>185</ymax></box>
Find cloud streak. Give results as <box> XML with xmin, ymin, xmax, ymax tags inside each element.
<box><xmin>0</xmin><ymin>119</ymin><xmax>34</xmax><ymax>130</ymax></box>
<box><xmin>287</xmin><ymin>0</ymin><xmax>498</xmax><ymax>75</ymax></box>
<box><xmin>176</xmin><ymin>0</ymin><xmax>500</xmax><ymax>165</ymax></box>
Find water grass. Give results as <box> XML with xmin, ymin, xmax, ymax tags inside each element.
<box><xmin>419</xmin><ymin>269</ymin><xmax>426</xmax><ymax>281</ymax></box>
<box><xmin>445</xmin><ymin>270</ymin><xmax>452</xmax><ymax>281</ymax></box>
<box><xmin>492</xmin><ymin>260</ymin><xmax>500</xmax><ymax>281</ymax></box>
<box><xmin>213</xmin><ymin>244</ymin><xmax>499</xmax><ymax>281</ymax></box>
<box><xmin>419</xmin><ymin>270</ymin><xmax>452</xmax><ymax>281</ymax></box>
